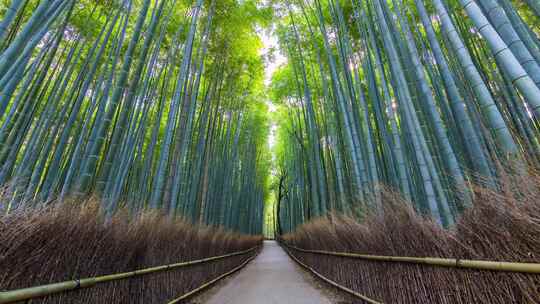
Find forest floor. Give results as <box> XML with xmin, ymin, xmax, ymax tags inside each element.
<box><xmin>192</xmin><ymin>240</ymin><xmax>343</xmax><ymax>304</ymax></box>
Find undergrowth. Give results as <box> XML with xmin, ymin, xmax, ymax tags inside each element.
<box><xmin>282</xmin><ymin>171</ymin><xmax>540</xmax><ymax>303</ymax></box>
<box><xmin>0</xmin><ymin>200</ymin><xmax>262</xmax><ymax>303</ymax></box>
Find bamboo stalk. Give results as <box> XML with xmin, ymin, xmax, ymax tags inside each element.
<box><xmin>0</xmin><ymin>246</ymin><xmax>260</xmax><ymax>304</ymax></box>
<box><xmin>284</xmin><ymin>244</ymin><xmax>540</xmax><ymax>274</ymax></box>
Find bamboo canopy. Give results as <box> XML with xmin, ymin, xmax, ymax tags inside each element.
<box><xmin>0</xmin><ymin>0</ymin><xmax>271</xmax><ymax>235</ymax></box>
<box><xmin>271</xmin><ymin>0</ymin><xmax>540</xmax><ymax>231</ymax></box>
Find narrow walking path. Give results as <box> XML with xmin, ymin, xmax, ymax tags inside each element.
<box><xmin>204</xmin><ymin>240</ymin><xmax>334</xmax><ymax>304</ymax></box>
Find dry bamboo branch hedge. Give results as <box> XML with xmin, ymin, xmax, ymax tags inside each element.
<box><xmin>283</xmin><ymin>244</ymin><xmax>540</xmax><ymax>274</ymax></box>
<box><xmin>0</xmin><ymin>246</ymin><xmax>260</xmax><ymax>304</ymax></box>
<box><xmin>0</xmin><ymin>205</ymin><xmax>263</xmax><ymax>303</ymax></box>
<box><xmin>166</xmin><ymin>252</ymin><xmax>259</xmax><ymax>304</ymax></box>
<box><xmin>281</xmin><ymin>184</ymin><xmax>540</xmax><ymax>303</ymax></box>
<box><xmin>281</xmin><ymin>243</ymin><xmax>383</xmax><ymax>304</ymax></box>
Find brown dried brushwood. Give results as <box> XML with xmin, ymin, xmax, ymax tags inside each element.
<box><xmin>283</xmin><ymin>172</ymin><xmax>540</xmax><ymax>303</ymax></box>
<box><xmin>0</xmin><ymin>200</ymin><xmax>261</xmax><ymax>303</ymax></box>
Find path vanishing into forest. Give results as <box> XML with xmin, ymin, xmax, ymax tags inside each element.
<box><xmin>204</xmin><ymin>241</ymin><xmax>333</xmax><ymax>304</ymax></box>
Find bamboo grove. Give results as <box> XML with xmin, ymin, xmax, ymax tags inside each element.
<box><xmin>272</xmin><ymin>0</ymin><xmax>540</xmax><ymax>232</ymax></box>
<box><xmin>0</xmin><ymin>0</ymin><xmax>273</xmax><ymax>234</ymax></box>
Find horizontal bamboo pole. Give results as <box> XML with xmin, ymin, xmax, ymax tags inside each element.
<box><xmin>167</xmin><ymin>249</ymin><xmax>259</xmax><ymax>304</ymax></box>
<box><xmin>281</xmin><ymin>244</ymin><xmax>383</xmax><ymax>304</ymax></box>
<box><xmin>284</xmin><ymin>244</ymin><xmax>540</xmax><ymax>274</ymax></box>
<box><xmin>0</xmin><ymin>245</ymin><xmax>260</xmax><ymax>304</ymax></box>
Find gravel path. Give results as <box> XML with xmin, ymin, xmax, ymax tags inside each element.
<box><xmin>203</xmin><ymin>240</ymin><xmax>335</xmax><ymax>304</ymax></box>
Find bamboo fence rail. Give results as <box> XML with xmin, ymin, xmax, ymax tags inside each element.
<box><xmin>0</xmin><ymin>246</ymin><xmax>261</xmax><ymax>304</ymax></box>
<box><xmin>167</xmin><ymin>252</ymin><xmax>258</xmax><ymax>304</ymax></box>
<box><xmin>283</xmin><ymin>243</ymin><xmax>540</xmax><ymax>274</ymax></box>
<box><xmin>281</xmin><ymin>243</ymin><xmax>383</xmax><ymax>304</ymax></box>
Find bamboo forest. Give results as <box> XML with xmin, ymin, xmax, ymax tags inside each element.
<box><xmin>0</xmin><ymin>0</ymin><xmax>539</xmax><ymax>303</ymax></box>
